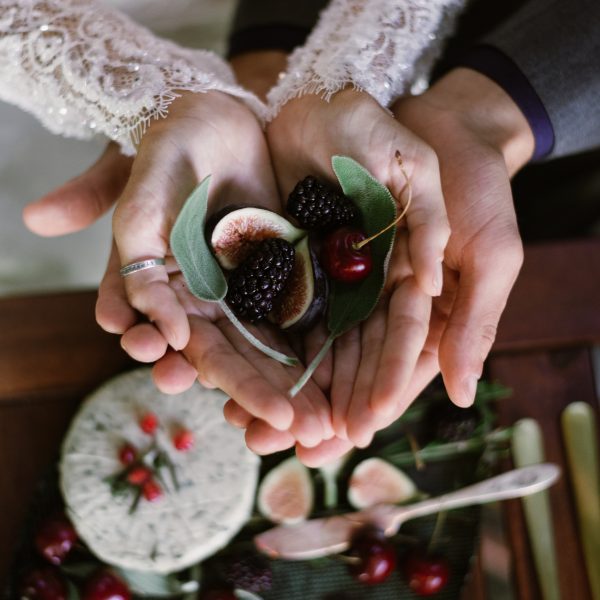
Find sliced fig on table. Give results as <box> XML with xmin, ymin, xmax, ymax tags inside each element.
<box><xmin>210</xmin><ymin>207</ymin><xmax>305</xmax><ymax>270</ymax></box>
<box><xmin>269</xmin><ymin>237</ymin><xmax>328</xmax><ymax>332</ymax></box>
<box><xmin>258</xmin><ymin>456</ymin><xmax>314</xmax><ymax>525</ymax></box>
<box><xmin>348</xmin><ymin>458</ymin><xmax>417</xmax><ymax>509</ymax></box>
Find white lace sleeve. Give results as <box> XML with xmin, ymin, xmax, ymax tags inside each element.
<box><xmin>0</xmin><ymin>0</ymin><xmax>265</xmax><ymax>155</ymax></box>
<box><xmin>267</xmin><ymin>0</ymin><xmax>464</xmax><ymax>119</ymax></box>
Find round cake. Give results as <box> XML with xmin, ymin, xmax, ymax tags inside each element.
<box><xmin>60</xmin><ymin>368</ymin><xmax>259</xmax><ymax>574</ymax></box>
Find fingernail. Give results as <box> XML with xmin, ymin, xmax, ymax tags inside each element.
<box><xmin>433</xmin><ymin>259</ymin><xmax>443</xmax><ymax>296</ymax></box>
<box><xmin>462</xmin><ymin>375</ymin><xmax>479</xmax><ymax>406</ymax></box>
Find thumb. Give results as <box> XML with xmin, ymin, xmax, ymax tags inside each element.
<box><xmin>23</xmin><ymin>143</ymin><xmax>132</xmax><ymax>236</ymax></box>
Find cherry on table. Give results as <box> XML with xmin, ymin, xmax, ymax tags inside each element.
<box><xmin>142</xmin><ymin>479</ymin><xmax>163</xmax><ymax>502</ymax></box>
<box><xmin>118</xmin><ymin>443</ymin><xmax>137</xmax><ymax>466</ymax></box>
<box><xmin>347</xmin><ymin>526</ymin><xmax>396</xmax><ymax>585</ymax></box>
<box><xmin>403</xmin><ymin>552</ymin><xmax>450</xmax><ymax>596</ymax></box>
<box><xmin>321</xmin><ymin>227</ymin><xmax>373</xmax><ymax>283</ymax></box>
<box><xmin>139</xmin><ymin>412</ymin><xmax>159</xmax><ymax>435</ymax></box>
<box><xmin>126</xmin><ymin>465</ymin><xmax>152</xmax><ymax>486</ymax></box>
<box><xmin>34</xmin><ymin>513</ymin><xmax>78</xmax><ymax>565</ymax></box>
<box><xmin>19</xmin><ymin>566</ymin><xmax>67</xmax><ymax>600</ymax></box>
<box><xmin>173</xmin><ymin>429</ymin><xmax>194</xmax><ymax>451</ymax></box>
<box><xmin>81</xmin><ymin>569</ymin><xmax>131</xmax><ymax>600</ymax></box>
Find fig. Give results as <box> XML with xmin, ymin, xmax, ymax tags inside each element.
<box><xmin>269</xmin><ymin>237</ymin><xmax>328</xmax><ymax>332</ymax></box>
<box><xmin>210</xmin><ymin>207</ymin><xmax>305</xmax><ymax>270</ymax></box>
<box><xmin>257</xmin><ymin>456</ymin><xmax>313</xmax><ymax>524</ymax></box>
<box><xmin>347</xmin><ymin>458</ymin><xmax>416</xmax><ymax>509</ymax></box>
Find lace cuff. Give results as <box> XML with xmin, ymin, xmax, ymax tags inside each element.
<box><xmin>0</xmin><ymin>0</ymin><xmax>266</xmax><ymax>155</ymax></box>
<box><xmin>267</xmin><ymin>0</ymin><xmax>463</xmax><ymax>119</ymax></box>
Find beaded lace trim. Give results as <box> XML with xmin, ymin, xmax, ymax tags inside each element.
<box><xmin>267</xmin><ymin>0</ymin><xmax>464</xmax><ymax>120</ymax></box>
<box><xmin>0</xmin><ymin>0</ymin><xmax>265</xmax><ymax>155</ymax></box>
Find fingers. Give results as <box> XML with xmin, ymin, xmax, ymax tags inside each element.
<box><xmin>223</xmin><ymin>398</ymin><xmax>255</xmax><ymax>428</ymax></box>
<box><xmin>184</xmin><ymin>315</ymin><xmax>295</xmax><ymax>431</ymax></box>
<box><xmin>24</xmin><ymin>143</ymin><xmax>132</xmax><ymax>236</ymax></box>
<box><xmin>439</xmin><ymin>231</ymin><xmax>523</xmax><ymax>407</ymax></box>
<box><xmin>152</xmin><ymin>349</ymin><xmax>198</xmax><ymax>394</ymax></box>
<box><xmin>245</xmin><ymin>420</ymin><xmax>295</xmax><ymax>455</ymax></box>
<box><xmin>295</xmin><ymin>437</ymin><xmax>354</xmax><ymax>468</ymax></box>
<box><xmin>113</xmin><ymin>149</ymin><xmax>193</xmax><ymax>352</ymax></box>
<box><xmin>392</xmin><ymin>146</ymin><xmax>450</xmax><ymax>298</ymax></box>
<box><xmin>96</xmin><ymin>242</ymin><xmax>138</xmax><ymax>334</ymax></box>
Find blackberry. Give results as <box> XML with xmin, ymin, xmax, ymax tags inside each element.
<box><xmin>224</xmin><ymin>552</ymin><xmax>273</xmax><ymax>593</ymax></box>
<box><xmin>225</xmin><ymin>238</ymin><xmax>295</xmax><ymax>323</ymax></box>
<box><xmin>287</xmin><ymin>176</ymin><xmax>358</xmax><ymax>231</ymax></box>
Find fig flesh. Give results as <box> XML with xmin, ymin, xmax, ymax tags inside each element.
<box><xmin>269</xmin><ymin>237</ymin><xmax>328</xmax><ymax>332</ymax></box>
<box><xmin>347</xmin><ymin>458</ymin><xmax>416</xmax><ymax>509</ymax></box>
<box><xmin>211</xmin><ymin>207</ymin><xmax>305</xmax><ymax>270</ymax></box>
<box><xmin>258</xmin><ymin>457</ymin><xmax>313</xmax><ymax>525</ymax></box>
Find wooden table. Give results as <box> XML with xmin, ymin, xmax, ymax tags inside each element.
<box><xmin>1</xmin><ymin>238</ymin><xmax>599</xmax><ymax>596</ymax></box>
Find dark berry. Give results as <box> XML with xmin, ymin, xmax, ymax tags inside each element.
<box><xmin>173</xmin><ymin>429</ymin><xmax>194</xmax><ymax>451</ymax></box>
<box><xmin>19</xmin><ymin>566</ymin><xmax>67</xmax><ymax>600</ymax></box>
<box><xmin>126</xmin><ymin>466</ymin><xmax>152</xmax><ymax>486</ymax></box>
<box><xmin>81</xmin><ymin>569</ymin><xmax>131</xmax><ymax>600</ymax></box>
<box><xmin>403</xmin><ymin>553</ymin><xmax>450</xmax><ymax>596</ymax></box>
<box><xmin>225</xmin><ymin>551</ymin><xmax>273</xmax><ymax>593</ymax></box>
<box><xmin>139</xmin><ymin>412</ymin><xmax>158</xmax><ymax>434</ymax></box>
<box><xmin>348</xmin><ymin>527</ymin><xmax>396</xmax><ymax>585</ymax></box>
<box><xmin>142</xmin><ymin>479</ymin><xmax>163</xmax><ymax>502</ymax></box>
<box><xmin>118</xmin><ymin>443</ymin><xmax>137</xmax><ymax>466</ymax></box>
<box><xmin>321</xmin><ymin>227</ymin><xmax>372</xmax><ymax>283</ymax></box>
<box><xmin>34</xmin><ymin>514</ymin><xmax>77</xmax><ymax>565</ymax></box>
<box><xmin>287</xmin><ymin>176</ymin><xmax>358</xmax><ymax>231</ymax></box>
<box><xmin>225</xmin><ymin>238</ymin><xmax>295</xmax><ymax>322</ymax></box>
<box><xmin>431</xmin><ymin>403</ymin><xmax>481</xmax><ymax>442</ymax></box>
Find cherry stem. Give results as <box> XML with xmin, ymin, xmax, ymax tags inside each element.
<box><xmin>289</xmin><ymin>334</ymin><xmax>335</xmax><ymax>398</ymax></box>
<box><xmin>353</xmin><ymin>150</ymin><xmax>412</xmax><ymax>251</ymax></box>
<box><xmin>427</xmin><ymin>510</ymin><xmax>448</xmax><ymax>554</ymax></box>
<box><xmin>407</xmin><ymin>432</ymin><xmax>426</xmax><ymax>471</ymax></box>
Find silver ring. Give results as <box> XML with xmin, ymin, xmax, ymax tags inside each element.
<box><xmin>120</xmin><ymin>258</ymin><xmax>166</xmax><ymax>278</ymax></box>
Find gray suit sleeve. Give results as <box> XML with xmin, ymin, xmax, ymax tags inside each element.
<box><xmin>484</xmin><ymin>0</ymin><xmax>600</xmax><ymax>158</ymax></box>
<box><xmin>229</xmin><ymin>0</ymin><xmax>327</xmax><ymax>57</ymax></box>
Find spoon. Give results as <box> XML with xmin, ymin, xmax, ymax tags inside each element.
<box><xmin>254</xmin><ymin>463</ymin><xmax>560</xmax><ymax>560</ymax></box>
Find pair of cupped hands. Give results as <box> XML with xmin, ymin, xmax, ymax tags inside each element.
<box><xmin>24</xmin><ymin>56</ymin><xmax>531</xmax><ymax>466</ymax></box>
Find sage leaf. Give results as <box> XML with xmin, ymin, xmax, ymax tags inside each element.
<box><xmin>170</xmin><ymin>176</ymin><xmax>227</xmax><ymax>302</ymax></box>
<box><xmin>170</xmin><ymin>177</ymin><xmax>297</xmax><ymax>365</ymax></box>
<box><xmin>328</xmin><ymin>156</ymin><xmax>397</xmax><ymax>336</ymax></box>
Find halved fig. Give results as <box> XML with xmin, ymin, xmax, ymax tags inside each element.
<box><xmin>347</xmin><ymin>458</ymin><xmax>416</xmax><ymax>509</ymax></box>
<box><xmin>257</xmin><ymin>456</ymin><xmax>314</xmax><ymax>525</ymax></box>
<box><xmin>210</xmin><ymin>207</ymin><xmax>305</xmax><ymax>270</ymax></box>
<box><xmin>269</xmin><ymin>237</ymin><xmax>328</xmax><ymax>332</ymax></box>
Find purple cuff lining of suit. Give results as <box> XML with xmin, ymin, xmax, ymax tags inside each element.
<box><xmin>457</xmin><ymin>45</ymin><xmax>555</xmax><ymax>160</ymax></box>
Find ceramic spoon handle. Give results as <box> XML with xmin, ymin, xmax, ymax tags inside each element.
<box><xmin>386</xmin><ymin>463</ymin><xmax>561</xmax><ymax>535</ymax></box>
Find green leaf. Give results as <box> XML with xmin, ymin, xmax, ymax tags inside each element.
<box><xmin>170</xmin><ymin>176</ymin><xmax>227</xmax><ymax>302</ymax></box>
<box><xmin>328</xmin><ymin>156</ymin><xmax>397</xmax><ymax>336</ymax></box>
<box><xmin>114</xmin><ymin>567</ymin><xmax>198</xmax><ymax>598</ymax></box>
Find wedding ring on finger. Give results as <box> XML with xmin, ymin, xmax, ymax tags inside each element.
<box><xmin>119</xmin><ymin>258</ymin><xmax>166</xmax><ymax>278</ymax></box>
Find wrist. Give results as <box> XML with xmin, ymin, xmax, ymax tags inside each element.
<box><xmin>421</xmin><ymin>68</ymin><xmax>534</xmax><ymax>175</ymax></box>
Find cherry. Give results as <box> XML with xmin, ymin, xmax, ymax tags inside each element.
<box><xmin>139</xmin><ymin>412</ymin><xmax>158</xmax><ymax>435</ymax></box>
<box><xmin>173</xmin><ymin>429</ymin><xmax>195</xmax><ymax>451</ymax></box>
<box><xmin>34</xmin><ymin>514</ymin><xmax>78</xmax><ymax>565</ymax></box>
<box><xmin>126</xmin><ymin>465</ymin><xmax>152</xmax><ymax>486</ymax></box>
<box><xmin>19</xmin><ymin>566</ymin><xmax>67</xmax><ymax>600</ymax></box>
<box><xmin>118</xmin><ymin>443</ymin><xmax>137</xmax><ymax>466</ymax></box>
<box><xmin>142</xmin><ymin>479</ymin><xmax>163</xmax><ymax>502</ymax></box>
<box><xmin>321</xmin><ymin>227</ymin><xmax>373</xmax><ymax>283</ymax></box>
<box><xmin>348</xmin><ymin>526</ymin><xmax>396</xmax><ymax>585</ymax></box>
<box><xmin>403</xmin><ymin>553</ymin><xmax>450</xmax><ymax>596</ymax></box>
<box><xmin>81</xmin><ymin>569</ymin><xmax>131</xmax><ymax>600</ymax></box>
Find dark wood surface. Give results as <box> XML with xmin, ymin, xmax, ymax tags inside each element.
<box><xmin>0</xmin><ymin>238</ymin><xmax>599</xmax><ymax>596</ymax></box>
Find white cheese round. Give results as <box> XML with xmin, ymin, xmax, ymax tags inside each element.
<box><xmin>60</xmin><ymin>368</ymin><xmax>259</xmax><ymax>574</ymax></box>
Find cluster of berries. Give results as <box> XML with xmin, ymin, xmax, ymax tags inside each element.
<box><xmin>21</xmin><ymin>513</ymin><xmax>130</xmax><ymax>600</ymax></box>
